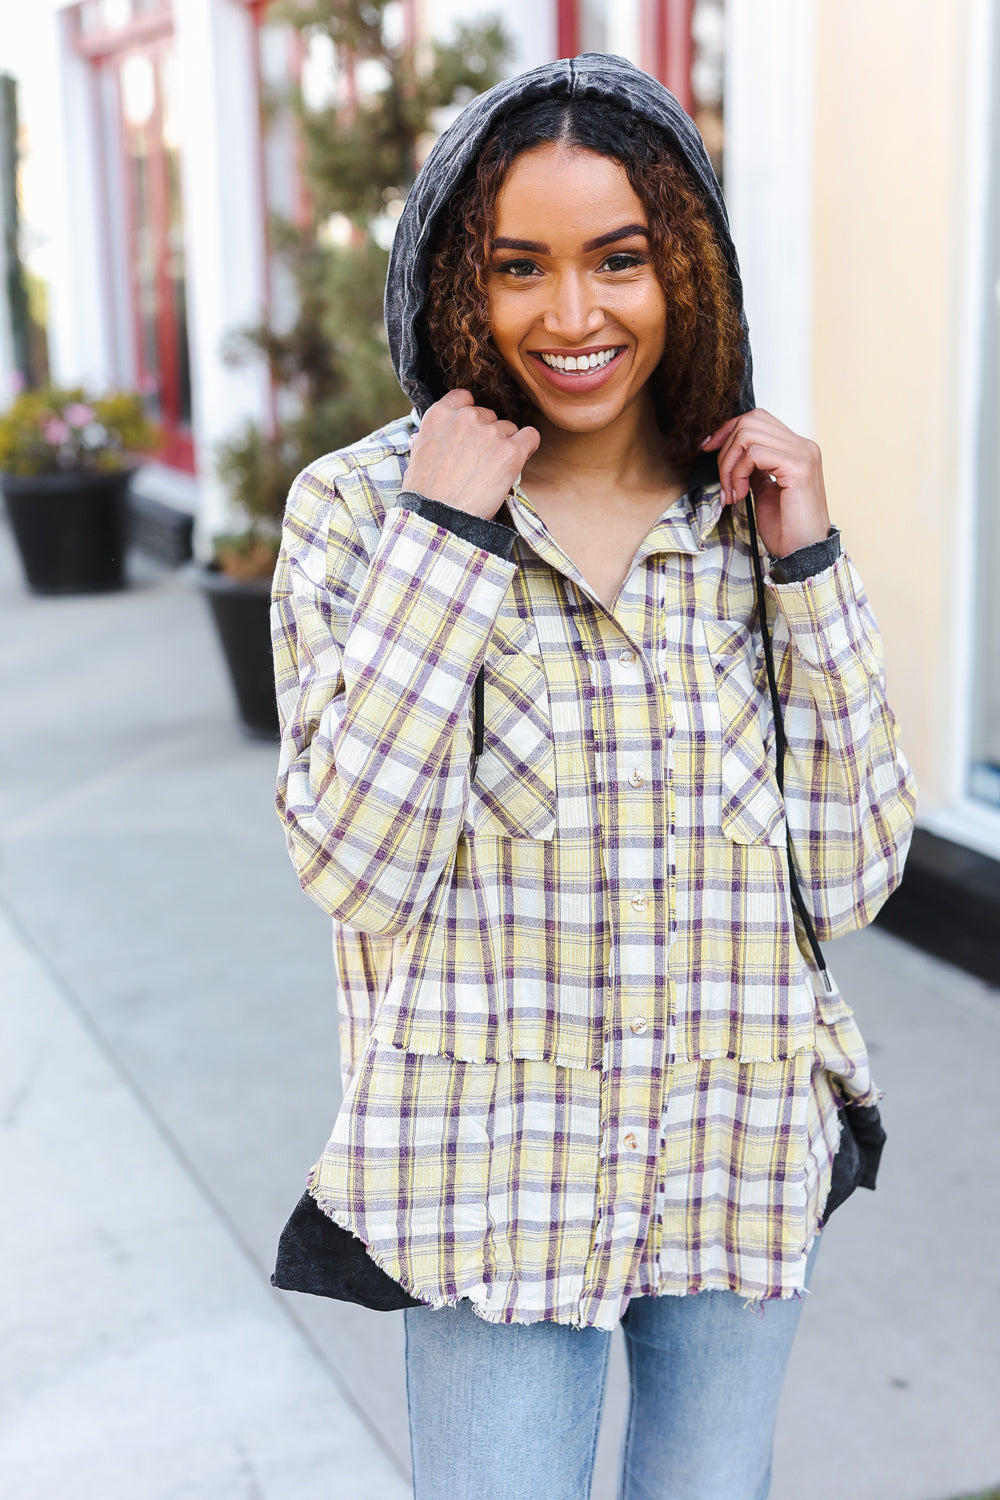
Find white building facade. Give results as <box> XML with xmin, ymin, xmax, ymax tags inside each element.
<box><xmin>2</xmin><ymin>0</ymin><xmax>999</xmax><ymax>901</ymax></box>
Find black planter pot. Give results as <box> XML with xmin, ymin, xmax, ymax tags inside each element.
<box><xmin>1</xmin><ymin>468</ymin><xmax>133</xmax><ymax>594</ymax></box>
<box><xmin>198</xmin><ymin>565</ymin><xmax>280</xmax><ymax>740</ymax></box>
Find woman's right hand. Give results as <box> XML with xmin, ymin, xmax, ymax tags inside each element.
<box><xmin>404</xmin><ymin>389</ymin><xmax>540</xmax><ymax>520</ymax></box>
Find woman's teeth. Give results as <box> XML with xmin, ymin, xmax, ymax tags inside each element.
<box><xmin>538</xmin><ymin>348</ymin><xmax>620</xmax><ymax>372</ymax></box>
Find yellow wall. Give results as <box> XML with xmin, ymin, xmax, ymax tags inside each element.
<box><xmin>811</xmin><ymin>0</ymin><xmax>974</xmax><ymax>807</ymax></box>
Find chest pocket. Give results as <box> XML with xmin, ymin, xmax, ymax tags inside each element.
<box><xmin>703</xmin><ymin>617</ymin><xmax>785</xmax><ymax>846</ymax></box>
<box><xmin>465</xmin><ymin>614</ymin><xmax>557</xmax><ymax>841</ymax></box>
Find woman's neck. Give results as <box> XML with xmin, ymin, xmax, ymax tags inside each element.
<box><xmin>521</xmin><ymin>398</ymin><xmax>685</xmax><ymax>506</ymax></box>
<box><xmin>515</xmin><ymin>399</ymin><xmax>689</xmax><ymax>611</ymax></box>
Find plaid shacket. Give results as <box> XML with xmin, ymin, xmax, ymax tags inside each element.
<box><xmin>272</xmin><ymin>415</ymin><xmax>916</xmax><ymax>1330</ymax></box>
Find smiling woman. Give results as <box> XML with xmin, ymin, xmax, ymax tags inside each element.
<box><xmin>487</xmin><ymin>150</ymin><xmax>667</xmax><ymax>426</ymax></box>
<box><xmin>269</xmin><ymin>54</ymin><xmax>916</xmax><ymax>1500</ymax></box>
<box><xmin>424</xmin><ymin>96</ymin><xmax>744</xmax><ymax>468</ymax></box>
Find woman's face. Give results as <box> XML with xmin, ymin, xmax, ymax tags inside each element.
<box><xmin>486</xmin><ymin>143</ymin><xmax>668</xmax><ymax>438</ymax></box>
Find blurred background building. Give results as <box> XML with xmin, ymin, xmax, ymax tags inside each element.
<box><xmin>0</xmin><ymin>0</ymin><xmax>997</xmax><ymax>970</ymax></box>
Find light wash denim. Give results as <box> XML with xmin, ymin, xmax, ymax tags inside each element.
<box><xmin>404</xmin><ymin>1240</ymin><xmax>819</xmax><ymax>1500</ymax></box>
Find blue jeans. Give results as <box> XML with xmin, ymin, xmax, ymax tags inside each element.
<box><xmin>404</xmin><ymin>1242</ymin><xmax>818</xmax><ymax>1500</ymax></box>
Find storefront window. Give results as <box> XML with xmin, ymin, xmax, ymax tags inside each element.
<box><xmin>970</xmin><ymin>133</ymin><xmax>1000</xmax><ymax>809</ymax></box>
<box><xmin>116</xmin><ymin>41</ymin><xmax>193</xmax><ymax>468</ymax></box>
<box><xmin>69</xmin><ymin>0</ymin><xmax>193</xmax><ymax>471</ymax></box>
<box><xmin>77</xmin><ymin>0</ymin><xmax>135</xmax><ymax>33</ymax></box>
<box><xmin>556</xmin><ymin>1</ymin><xmax>723</xmax><ymax>177</ymax></box>
<box><xmin>76</xmin><ymin>0</ymin><xmax>171</xmax><ymax>41</ymax></box>
<box><xmin>691</xmin><ymin>0</ymin><xmax>724</xmax><ymax>180</ymax></box>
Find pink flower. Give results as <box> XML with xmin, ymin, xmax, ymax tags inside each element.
<box><xmin>64</xmin><ymin>402</ymin><xmax>95</xmax><ymax>428</ymax></box>
<box><xmin>43</xmin><ymin>419</ymin><xmax>70</xmax><ymax>444</ymax></box>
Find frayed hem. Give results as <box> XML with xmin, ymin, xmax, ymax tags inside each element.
<box><xmin>627</xmin><ymin>1265</ymin><xmax>814</xmax><ymax>1312</ymax></box>
<box><xmin>368</xmin><ymin>1027</ymin><xmax>600</xmax><ymax>1072</ymax></box>
<box><xmin>367</xmin><ymin>1030</ymin><xmax>818</xmax><ymax>1072</ymax></box>
<box><xmin>304</xmin><ymin>1177</ymin><xmax>819</xmax><ymax>1329</ymax></box>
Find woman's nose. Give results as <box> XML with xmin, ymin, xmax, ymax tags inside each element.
<box><xmin>542</xmin><ymin>275</ymin><xmax>605</xmax><ymax>341</ymax></box>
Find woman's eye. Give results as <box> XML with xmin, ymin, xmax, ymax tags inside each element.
<box><xmin>601</xmin><ymin>251</ymin><xmax>646</xmax><ymax>272</ymax></box>
<box><xmin>495</xmin><ymin>258</ymin><xmax>539</xmax><ymax>279</ymax></box>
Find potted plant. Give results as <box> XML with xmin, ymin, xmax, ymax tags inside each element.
<box><xmin>204</xmin><ymin>0</ymin><xmax>509</xmax><ymax>739</ymax></box>
<box><xmin>198</xmin><ymin>424</ymin><xmax>301</xmax><ymax>741</ymax></box>
<box><xmin>0</xmin><ymin>385</ymin><xmax>159</xmax><ymax>594</ymax></box>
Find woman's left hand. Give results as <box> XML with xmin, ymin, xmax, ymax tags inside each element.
<box><xmin>700</xmin><ymin>409</ymin><xmax>831</xmax><ymax>560</ymax></box>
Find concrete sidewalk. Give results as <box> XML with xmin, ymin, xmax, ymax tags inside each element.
<box><xmin>1</xmin><ymin>520</ymin><xmax>998</xmax><ymax>1500</ymax></box>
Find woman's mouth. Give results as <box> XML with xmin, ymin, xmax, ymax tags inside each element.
<box><xmin>527</xmin><ymin>345</ymin><xmax>627</xmax><ymax>392</ymax></box>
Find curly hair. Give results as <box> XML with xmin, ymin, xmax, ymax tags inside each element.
<box><xmin>422</xmin><ymin>98</ymin><xmax>745</xmax><ymax>469</ymax></box>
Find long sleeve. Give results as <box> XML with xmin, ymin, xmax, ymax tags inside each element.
<box><xmin>768</xmin><ymin>550</ymin><xmax>917</xmax><ymax>940</ymax></box>
<box><xmin>272</xmin><ymin>463</ymin><xmax>517</xmax><ymax>936</ymax></box>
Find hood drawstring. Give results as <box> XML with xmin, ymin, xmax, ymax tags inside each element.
<box><xmin>470</xmin><ymin>666</ymin><xmax>485</xmax><ymax>784</ymax></box>
<box><xmin>745</xmin><ymin>493</ymin><xmax>833</xmax><ymax>994</ymax></box>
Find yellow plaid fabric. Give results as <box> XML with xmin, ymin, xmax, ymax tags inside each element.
<box><xmin>272</xmin><ymin>415</ymin><xmax>916</xmax><ymax>1329</ymax></box>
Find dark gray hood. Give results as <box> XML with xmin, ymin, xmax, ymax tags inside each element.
<box><xmin>385</xmin><ymin>52</ymin><xmax>754</xmax><ymax>418</ymax></box>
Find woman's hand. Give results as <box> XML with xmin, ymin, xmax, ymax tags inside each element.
<box><xmin>700</xmin><ymin>409</ymin><xmax>831</xmax><ymax>560</ymax></box>
<box><xmin>404</xmin><ymin>390</ymin><xmax>541</xmax><ymax>520</ymax></box>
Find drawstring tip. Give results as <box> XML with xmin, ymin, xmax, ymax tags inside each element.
<box><xmin>469</xmin><ymin>663</ymin><xmax>486</xmax><ymax>785</ymax></box>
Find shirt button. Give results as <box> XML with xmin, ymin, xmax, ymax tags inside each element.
<box><xmin>630</xmin><ymin>893</ymin><xmax>648</xmax><ymax>911</ymax></box>
<box><xmin>623</xmin><ymin>1132</ymin><xmax>639</xmax><ymax>1151</ymax></box>
<box><xmin>618</xmin><ymin>649</ymin><xmax>637</xmax><ymax>666</ymax></box>
<box><xmin>629</xmin><ymin>1016</ymin><xmax>648</xmax><ymax>1035</ymax></box>
<box><xmin>628</xmin><ymin>768</ymin><xmax>644</xmax><ymax>788</ymax></box>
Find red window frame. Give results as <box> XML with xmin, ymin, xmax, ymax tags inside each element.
<box><xmin>70</xmin><ymin>1</ymin><xmax>173</xmax><ymax>61</ymax></box>
<box><xmin>557</xmin><ymin>0</ymin><xmax>695</xmax><ymax>114</ymax></box>
<box><xmin>556</xmin><ymin>0</ymin><xmax>580</xmax><ymax>59</ymax></box>
<box><xmin>68</xmin><ymin>1</ymin><xmax>195</xmax><ymax>473</ymax></box>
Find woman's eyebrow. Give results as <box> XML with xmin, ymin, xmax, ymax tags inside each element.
<box><xmin>493</xmin><ymin>237</ymin><xmax>548</xmax><ymax>252</ymax></box>
<box><xmin>491</xmin><ymin>225</ymin><xmax>649</xmax><ymax>256</ymax></box>
<box><xmin>583</xmin><ymin>223</ymin><xmax>649</xmax><ymax>251</ymax></box>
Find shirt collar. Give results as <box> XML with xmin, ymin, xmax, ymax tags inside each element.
<box><xmin>506</xmin><ymin>469</ymin><xmax>725</xmax><ymax>578</ymax></box>
<box><xmin>638</xmin><ymin>480</ymin><xmax>725</xmax><ymax>558</ymax></box>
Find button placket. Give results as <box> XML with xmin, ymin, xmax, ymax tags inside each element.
<box><xmin>579</xmin><ymin>612</ymin><xmax>666</xmax><ymax>1302</ymax></box>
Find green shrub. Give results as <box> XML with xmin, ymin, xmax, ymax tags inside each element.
<box><xmin>214</xmin><ymin>0</ymin><xmax>509</xmax><ymax>576</ymax></box>
<box><xmin>0</xmin><ymin>386</ymin><xmax>159</xmax><ymax>477</ymax></box>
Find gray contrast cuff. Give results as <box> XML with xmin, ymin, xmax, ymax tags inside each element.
<box><xmin>770</xmin><ymin>526</ymin><xmax>842</xmax><ymax>584</ymax></box>
<box><xmin>393</xmin><ymin>491</ymin><xmax>517</xmax><ymax>562</ymax></box>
